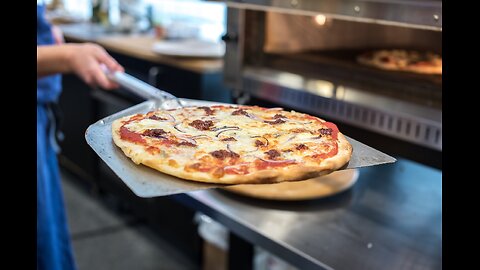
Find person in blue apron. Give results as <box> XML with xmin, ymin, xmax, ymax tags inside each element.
<box><xmin>37</xmin><ymin>3</ymin><xmax>123</xmax><ymax>270</ymax></box>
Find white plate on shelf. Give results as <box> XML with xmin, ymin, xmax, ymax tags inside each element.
<box><xmin>151</xmin><ymin>39</ymin><xmax>225</xmax><ymax>58</ymax></box>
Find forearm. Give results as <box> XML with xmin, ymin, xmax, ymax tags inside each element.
<box><xmin>37</xmin><ymin>42</ymin><xmax>123</xmax><ymax>89</ymax></box>
<box><xmin>37</xmin><ymin>44</ymin><xmax>73</xmax><ymax>78</ymax></box>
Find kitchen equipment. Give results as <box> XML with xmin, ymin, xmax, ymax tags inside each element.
<box><xmin>85</xmin><ymin>72</ymin><xmax>395</xmax><ymax>197</ymax></box>
<box><xmin>151</xmin><ymin>39</ymin><xmax>225</xmax><ymax>58</ymax></box>
<box><xmin>221</xmin><ymin>2</ymin><xmax>442</xmax><ymax>168</ymax></box>
<box><xmin>104</xmin><ymin>70</ymin><xmax>183</xmax><ymax>109</ymax></box>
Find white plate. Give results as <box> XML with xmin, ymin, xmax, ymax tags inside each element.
<box><xmin>151</xmin><ymin>39</ymin><xmax>225</xmax><ymax>58</ymax></box>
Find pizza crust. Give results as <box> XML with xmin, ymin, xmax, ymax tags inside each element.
<box><xmin>112</xmin><ymin>118</ymin><xmax>352</xmax><ymax>185</ymax></box>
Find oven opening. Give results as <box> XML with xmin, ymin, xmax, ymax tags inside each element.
<box><xmin>225</xmin><ymin>9</ymin><xmax>442</xmax><ymax>167</ymax></box>
<box><xmin>243</xmin><ymin>11</ymin><xmax>442</xmax><ymax>109</ymax></box>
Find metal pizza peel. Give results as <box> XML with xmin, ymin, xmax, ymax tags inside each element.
<box><xmin>85</xmin><ymin>71</ymin><xmax>396</xmax><ymax>198</ymax></box>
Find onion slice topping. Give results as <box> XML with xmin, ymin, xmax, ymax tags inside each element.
<box><xmin>174</xmin><ymin>123</ymin><xmax>186</xmax><ymax>133</ymax></box>
<box><xmin>215</xmin><ymin>127</ymin><xmax>240</xmax><ymax>137</ymax></box>
<box><xmin>176</xmin><ymin>135</ymin><xmax>197</xmax><ymax>145</ymax></box>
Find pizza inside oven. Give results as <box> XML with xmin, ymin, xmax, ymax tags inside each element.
<box><xmin>111</xmin><ymin>105</ymin><xmax>352</xmax><ymax>185</ymax></box>
<box><xmin>357</xmin><ymin>49</ymin><xmax>442</xmax><ymax>75</ymax></box>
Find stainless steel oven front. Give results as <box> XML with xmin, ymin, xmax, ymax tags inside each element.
<box><xmin>220</xmin><ymin>0</ymin><xmax>442</xmax><ymax>168</ymax></box>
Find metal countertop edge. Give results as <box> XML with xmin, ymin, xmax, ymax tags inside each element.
<box><xmin>172</xmin><ymin>192</ymin><xmax>334</xmax><ymax>270</ymax></box>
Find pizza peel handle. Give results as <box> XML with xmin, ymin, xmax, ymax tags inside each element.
<box><xmin>103</xmin><ymin>68</ymin><xmax>184</xmax><ymax>109</ymax></box>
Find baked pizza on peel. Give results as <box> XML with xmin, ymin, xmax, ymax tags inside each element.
<box><xmin>111</xmin><ymin>105</ymin><xmax>352</xmax><ymax>184</ymax></box>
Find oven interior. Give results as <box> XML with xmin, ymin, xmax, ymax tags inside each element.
<box><xmin>226</xmin><ymin>9</ymin><xmax>442</xmax><ymax>168</ymax></box>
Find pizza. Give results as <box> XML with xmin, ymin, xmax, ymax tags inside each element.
<box><xmin>357</xmin><ymin>49</ymin><xmax>442</xmax><ymax>75</ymax></box>
<box><xmin>111</xmin><ymin>105</ymin><xmax>352</xmax><ymax>185</ymax></box>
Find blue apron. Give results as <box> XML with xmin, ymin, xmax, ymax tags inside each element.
<box><xmin>37</xmin><ymin>3</ymin><xmax>76</xmax><ymax>270</ymax></box>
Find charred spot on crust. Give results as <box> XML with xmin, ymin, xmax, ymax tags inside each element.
<box><xmin>189</xmin><ymin>120</ymin><xmax>214</xmax><ymax>131</ymax></box>
<box><xmin>143</xmin><ymin>129</ymin><xmax>167</xmax><ymax>138</ymax></box>
<box><xmin>380</xmin><ymin>56</ymin><xmax>391</xmax><ymax>63</ymax></box>
<box><xmin>264</xmin><ymin>119</ymin><xmax>286</xmax><ymax>125</ymax></box>
<box><xmin>232</xmin><ymin>109</ymin><xmax>248</xmax><ymax>116</ymax></box>
<box><xmin>296</xmin><ymin>144</ymin><xmax>309</xmax><ymax>151</ymax></box>
<box><xmin>198</xmin><ymin>106</ymin><xmax>215</xmax><ymax>116</ymax></box>
<box><xmin>210</xmin><ymin>149</ymin><xmax>240</xmax><ymax>160</ymax></box>
<box><xmin>273</xmin><ymin>114</ymin><xmax>286</xmax><ymax>119</ymax></box>
<box><xmin>264</xmin><ymin>149</ymin><xmax>281</xmax><ymax>159</ymax></box>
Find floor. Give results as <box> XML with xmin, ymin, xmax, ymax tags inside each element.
<box><xmin>60</xmin><ymin>168</ymin><xmax>198</xmax><ymax>270</ymax></box>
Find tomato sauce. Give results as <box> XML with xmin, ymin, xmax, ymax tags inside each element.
<box><xmin>224</xmin><ymin>165</ymin><xmax>249</xmax><ymax>175</ymax></box>
<box><xmin>120</xmin><ymin>126</ymin><xmax>146</xmax><ymax>144</ymax></box>
<box><xmin>322</xmin><ymin>121</ymin><xmax>339</xmax><ymax>141</ymax></box>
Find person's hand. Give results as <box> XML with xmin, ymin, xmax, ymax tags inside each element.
<box><xmin>66</xmin><ymin>43</ymin><xmax>124</xmax><ymax>90</ymax></box>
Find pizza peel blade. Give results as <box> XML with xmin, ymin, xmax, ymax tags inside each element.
<box><xmin>85</xmin><ymin>100</ymin><xmax>230</xmax><ymax>198</ymax></box>
<box><xmin>85</xmin><ymin>98</ymin><xmax>395</xmax><ymax>198</ymax></box>
<box><xmin>342</xmin><ymin>136</ymin><xmax>396</xmax><ymax>170</ymax></box>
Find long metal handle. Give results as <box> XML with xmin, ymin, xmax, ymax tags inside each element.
<box><xmin>103</xmin><ymin>68</ymin><xmax>183</xmax><ymax>108</ymax></box>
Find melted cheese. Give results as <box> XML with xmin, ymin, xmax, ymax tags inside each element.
<box><xmin>122</xmin><ymin>106</ymin><xmax>336</xmax><ymax>169</ymax></box>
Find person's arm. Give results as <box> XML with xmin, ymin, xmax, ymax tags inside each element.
<box><xmin>37</xmin><ymin>43</ymin><xmax>124</xmax><ymax>89</ymax></box>
<box><xmin>37</xmin><ymin>45</ymin><xmax>72</xmax><ymax>76</ymax></box>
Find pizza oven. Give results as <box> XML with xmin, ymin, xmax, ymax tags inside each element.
<box><xmin>220</xmin><ymin>0</ymin><xmax>442</xmax><ymax>169</ymax></box>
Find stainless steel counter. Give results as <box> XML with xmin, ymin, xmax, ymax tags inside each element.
<box><xmin>175</xmin><ymin>158</ymin><xmax>441</xmax><ymax>270</ymax></box>
<box><xmin>58</xmin><ymin>23</ymin><xmax>224</xmax><ymax>74</ymax></box>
